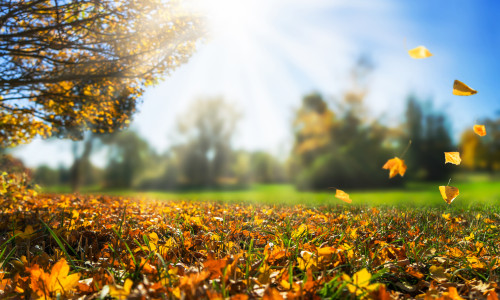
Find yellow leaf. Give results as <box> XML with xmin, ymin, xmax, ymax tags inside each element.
<box><xmin>453</xmin><ymin>79</ymin><xmax>477</xmax><ymax>96</ymax></box>
<box><xmin>109</xmin><ymin>278</ymin><xmax>133</xmax><ymax>300</ymax></box>
<box><xmin>335</xmin><ymin>189</ymin><xmax>352</xmax><ymax>203</ymax></box>
<box><xmin>473</xmin><ymin>124</ymin><xmax>486</xmax><ymax>136</ymax></box>
<box><xmin>408</xmin><ymin>45</ymin><xmax>433</xmax><ymax>59</ymax></box>
<box><xmin>292</xmin><ymin>223</ymin><xmax>308</xmax><ymax>240</ymax></box>
<box><xmin>382</xmin><ymin>157</ymin><xmax>407</xmax><ymax>178</ymax></box>
<box><xmin>47</xmin><ymin>259</ymin><xmax>80</xmax><ymax>296</ymax></box>
<box><xmin>439</xmin><ymin>186</ymin><xmax>459</xmax><ymax>204</ymax></box>
<box><xmin>444</xmin><ymin>152</ymin><xmax>461</xmax><ymax>165</ymax></box>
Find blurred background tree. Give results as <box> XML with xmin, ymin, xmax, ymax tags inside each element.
<box><xmin>291</xmin><ymin>60</ymin><xmax>396</xmax><ymax>190</ymax></box>
<box><xmin>403</xmin><ymin>96</ymin><xmax>454</xmax><ymax>181</ymax></box>
<box><xmin>173</xmin><ymin>97</ymin><xmax>241</xmax><ymax>188</ymax></box>
<box><xmin>460</xmin><ymin>115</ymin><xmax>500</xmax><ymax>172</ymax></box>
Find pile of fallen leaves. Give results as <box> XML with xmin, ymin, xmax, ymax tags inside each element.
<box><xmin>0</xmin><ymin>193</ymin><xmax>499</xmax><ymax>299</ymax></box>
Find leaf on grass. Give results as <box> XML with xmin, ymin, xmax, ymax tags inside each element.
<box><xmin>263</xmin><ymin>287</ymin><xmax>284</xmax><ymax>300</ymax></box>
<box><xmin>109</xmin><ymin>279</ymin><xmax>133</xmax><ymax>300</ymax></box>
<box><xmin>382</xmin><ymin>157</ymin><xmax>407</xmax><ymax>178</ymax></box>
<box><xmin>429</xmin><ymin>266</ymin><xmax>450</xmax><ymax>283</ymax></box>
<box><xmin>408</xmin><ymin>46</ymin><xmax>433</xmax><ymax>59</ymax></box>
<box><xmin>439</xmin><ymin>186</ymin><xmax>459</xmax><ymax>204</ymax></box>
<box><xmin>453</xmin><ymin>80</ymin><xmax>477</xmax><ymax>96</ymax></box>
<box><xmin>335</xmin><ymin>189</ymin><xmax>352</xmax><ymax>203</ymax></box>
<box><xmin>473</xmin><ymin>125</ymin><xmax>486</xmax><ymax>136</ymax></box>
<box><xmin>444</xmin><ymin>152</ymin><xmax>461</xmax><ymax>165</ymax></box>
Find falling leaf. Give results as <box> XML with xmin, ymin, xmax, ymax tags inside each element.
<box><xmin>473</xmin><ymin>124</ymin><xmax>486</xmax><ymax>136</ymax></box>
<box><xmin>335</xmin><ymin>189</ymin><xmax>352</xmax><ymax>203</ymax></box>
<box><xmin>444</xmin><ymin>152</ymin><xmax>461</xmax><ymax>165</ymax></box>
<box><xmin>439</xmin><ymin>186</ymin><xmax>459</xmax><ymax>204</ymax></box>
<box><xmin>453</xmin><ymin>80</ymin><xmax>477</xmax><ymax>96</ymax></box>
<box><xmin>382</xmin><ymin>157</ymin><xmax>407</xmax><ymax>178</ymax></box>
<box><xmin>408</xmin><ymin>45</ymin><xmax>433</xmax><ymax>59</ymax></box>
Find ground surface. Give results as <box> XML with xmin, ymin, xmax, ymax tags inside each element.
<box><xmin>1</xmin><ymin>188</ymin><xmax>499</xmax><ymax>299</ymax></box>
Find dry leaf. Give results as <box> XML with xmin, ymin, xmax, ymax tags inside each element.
<box><xmin>473</xmin><ymin>125</ymin><xmax>486</xmax><ymax>136</ymax></box>
<box><xmin>439</xmin><ymin>186</ymin><xmax>459</xmax><ymax>204</ymax></box>
<box><xmin>382</xmin><ymin>157</ymin><xmax>407</xmax><ymax>178</ymax></box>
<box><xmin>408</xmin><ymin>46</ymin><xmax>433</xmax><ymax>59</ymax></box>
<box><xmin>335</xmin><ymin>189</ymin><xmax>352</xmax><ymax>203</ymax></box>
<box><xmin>453</xmin><ymin>80</ymin><xmax>477</xmax><ymax>96</ymax></box>
<box><xmin>444</xmin><ymin>152</ymin><xmax>461</xmax><ymax>165</ymax></box>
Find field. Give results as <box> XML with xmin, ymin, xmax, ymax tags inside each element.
<box><xmin>1</xmin><ymin>179</ymin><xmax>500</xmax><ymax>299</ymax></box>
<box><xmin>109</xmin><ymin>180</ymin><xmax>500</xmax><ymax>208</ymax></box>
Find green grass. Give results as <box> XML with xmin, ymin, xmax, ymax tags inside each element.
<box><xmin>96</xmin><ymin>180</ymin><xmax>500</xmax><ymax>209</ymax></box>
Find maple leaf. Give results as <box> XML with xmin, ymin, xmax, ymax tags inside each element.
<box><xmin>444</xmin><ymin>152</ymin><xmax>461</xmax><ymax>165</ymax></box>
<box><xmin>28</xmin><ymin>259</ymin><xmax>80</xmax><ymax>298</ymax></box>
<box><xmin>14</xmin><ymin>225</ymin><xmax>35</xmax><ymax>239</ymax></box>
<box><xmin>473</xmin><ymin>125</ymin><xmax>487</xmax><ymax>136</ymax></box>
<box><xmin>382</xmin><ymin>157</ymin><xmax>407</xmax><ymax>178</ymax></box>
<box><xmin>335</xmin><ymin>189</ymin><xmax>352</xmax><ymax>203</ymax></box>
<box><xmin>408</xmin><ymin>46</ymin><xmax>433</xmax><ymax>59</ymax></box>
<box><xmin>453</xmin><ymin>80</ymin><xmax>477</xmax><ymax>96</ymax></box>
<box><xmin>439</xmin><ymin>186</ymin><xmax>459</xmax><ymax>204</ymax></box>
<box><xmin>342</xmin><ymin>269</ymin><xmax>381</xmax><ymax>299</ymax></box>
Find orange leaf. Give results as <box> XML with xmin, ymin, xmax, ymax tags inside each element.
<box><xmin>439</xmin><ymin>186</ymin><xmax>459</xmax><ymax>204</ymax></box>
<box><xmin>335</xmin><ymin>189</ymin><xmax>352</xmax><ymax>203</ymax></box>
<box><xmin>444</xmin><ymin>152</ymin><xmax>461</xmax><ymax>165</ymax></box>
<box><xmin>263</xmin><ymin>287</ymin><xmax>284</xmax><ymax>300</ymax></box>
<box><xmin>487</xmin><ymin>290</ymin><xmax>499</xmax><ymax>300</ymax></box>
<box><xmin>382</xmin><ymin>157</ymin><xmax>407</xmax><ymax>178</ymax></box>
<box><xmin>473</xmin><ymin>125</ymin><xmax>486</xmax><ymax>136</ymax></box>
<box><xmin>408</xmin><ymin>46</ymin><xmax>433</xmax><ymax>59</ymax></box>
<box><xmin>453</xmin><ymin>80</ymin><xmax>477</xmax><ymax>96</ymax></box>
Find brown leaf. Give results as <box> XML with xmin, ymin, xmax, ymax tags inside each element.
<box><xmin>453</xmin><ymin>80</ymin><xmax>477</xmax><ymax>96</ymax></box>
<box><xmin>439</xmin><ymin>186</ymin><xmax>459</xmax><ymax>205</ymax></box>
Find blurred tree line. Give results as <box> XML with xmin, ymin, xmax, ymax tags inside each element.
<box><xmin>29</xmin><ymin>97</ymin><xmax>288</xmax><ymax>191</ymax></box>
<box><xmin>6</xmin><ymin>65</ymin><xmax>500</xmax><ymax>191</ymax></box>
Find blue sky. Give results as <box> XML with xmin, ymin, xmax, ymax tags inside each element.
<box><xmin>12</xmin><ymin>0</ymin><xmax>500</xmax><ymax>168</ymax></box>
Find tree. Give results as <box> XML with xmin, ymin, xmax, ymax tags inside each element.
<box><xmin>291</xmin><ymin>60</ymin><xmax>396</xmax><ymax>190</ymax></box>
<box><xmin>403</xmin><ymin>96</ymin><xmax>454</xmax><ymax>181</ymax></box>
<box><xmin>174</xmin><ymin>97</ymin><xmax>240</xmax><ymax>187</ymax></box>
<box><xmin>101</xmin><ymin>130</ymin><xmax>151</xmax><ymax>189</ymax></box>
<box><xmin>0</xmin><ymin>0</ymin><xmax>203</xmax><ymax>147</ymax></box>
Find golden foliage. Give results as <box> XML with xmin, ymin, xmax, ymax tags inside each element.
<box><xmin>382</xmin><ymin>157</ymin><xmax>407</xmax><ymax>178</ymax></box>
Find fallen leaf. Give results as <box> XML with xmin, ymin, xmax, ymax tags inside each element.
<box><xmin>473</xmin><ymin>125</ymin><xmax>486</xmax><ymax>136</ymax></box>
<box><xmin>382</xmin><ymin>157</ymin><xmax>407</xmax><ymax>178</ymax></box>
<box><xmin>439</xmin><ymin>186</ymin><xmax>459</xmax><ymax>204</ymax></box>
<box><xmin>453</xmin><ymin>80</ymin><xmax>477</xmax><ymax>96</ymax></box>
<box><xmin>444</xmin><ymin>152</ymin><xmax>461</xmax><ymax>165</ymax></box>
<box><xmin>263</xmin><ymin>287</ymin><xmax>284</xmax><ymax>300</ymax></box>
<box><xmin>408</xmin><ymin>45</ymin><xmax>433</xmax><ymax>59</ymax></box>
<box><xmin>335</xmin><ymin>189</ymin><xmax>352</xmax><ymax>203</ymax></box>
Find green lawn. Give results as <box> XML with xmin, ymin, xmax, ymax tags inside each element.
<box><xmin>98</xmin><ymin>180</ymin><xmax>500</xmax><ymax>209</ymax></box>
